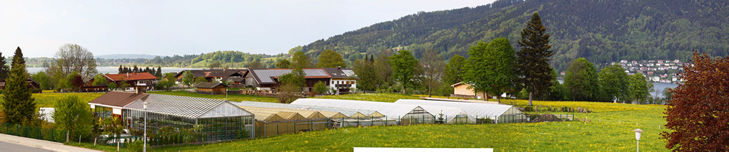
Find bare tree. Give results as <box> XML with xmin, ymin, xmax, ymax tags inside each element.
<box><xmin>421</xmin><ymin>50</ymin><xmax>444</xmax><ymax>97</ymax></box>
<box><xmin>53</xmin><ymin>44</ymin><xmax>98</xmax><ymax>79</ymax></box>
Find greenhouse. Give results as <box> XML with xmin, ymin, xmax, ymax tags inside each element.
<box><xmin>233</xmin><ymin>101</ymin><xmax>380</xmax><ymax>119</ymax></box>
<box><xmin>122</xmin><ymin>94</ymin><xmax>255</xmax><ymax>142</ymax></box>
<box><xmin>242</xmin><ymin>106</ymin><xmax>329</xmax><ymax>137</ymax></box>
<box><xmin>234</xmin><ymin>101</ymin><xmax>394</xmax><ymax>127</ymax></box>
<box><xmin>291</xmin><ymin>98</ymin><xmax>471</xmax><ymax>124</ymax></box>
<box><xmin>395</xmin><ymin>99</ymin><xmax>526</xmax><ymax>123</ymax></box>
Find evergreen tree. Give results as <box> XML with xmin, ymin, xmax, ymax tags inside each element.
<box><xmin>0</xmin><ymin>53</ymin><xmax>9</xmax><ymax>81</ymax></box>
<box><xmin>316</xmin><ymin>50</ymin><xmax>347</xmax><ymax>68</ymax></box>
<box><xmin>2</xmin><ymin>47</ymin><xmax>35</xmax><ymax>124</ymax></box>
<box><xmin>564</xmin><ymin>58</ymin><xmax>599</xmax><ymax>101</ymax></box>
<box><xmin>516</xmin><ymin>12</ymin><xmax>554</xmax><ymax>105</ymax></box>
<box><xmin>118</xmin><ymin>65</ymin><xmax>123</xmax><ymax>74</ymax></box>
<box><xmin>389</xmin><ymin>50</ymin><xmax>418</xmax><ymax>94</ymax></box>
<box><xmin>156</xmin><ymin>66</ymin><xmax>162</xmax><ymax>78</ymax></box>
<box><xmin>133</xmin><ymin>65</ymin><xmax>139</xmax><ymax>73</ymax></box>
<box><xmin>353</xmin><ymin>55</ymin><xmax>377</xmax><ymax>91</ymax></box>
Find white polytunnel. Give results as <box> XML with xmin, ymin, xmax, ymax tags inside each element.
<box><xmin>290</xmin><ymin>98</ymin><xmax>473</xmax><ymax>124</ymax></box>
<box><xmin>394</xmin><ymin>99</ymin><xmax>526</xmax><ymax>123</ymax></box>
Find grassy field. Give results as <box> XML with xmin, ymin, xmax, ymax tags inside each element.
<box><xmin>0</xmin><ymin>92</ymin><xmax>104</xmax><ymax>109</ymax></box>
<box><xmin>148</xmin><ymin>90</ymin><xmax>279</xmax><ymax>103</ymax></box>
<box><xmin>115</xmin><ymin>93</ymin><xmax>664</xmax><ymax>152</ymax></box>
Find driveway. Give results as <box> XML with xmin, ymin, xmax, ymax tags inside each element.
<box><xmin>0</xmin><ymin>140</ymin><xmax>53</xmax><ymax>152</ymax></box>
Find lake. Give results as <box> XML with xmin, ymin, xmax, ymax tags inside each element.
<box><xmin>26</xmin><ymin>67</ymin><xmax>203</xmax><ymax>75</ymax></box>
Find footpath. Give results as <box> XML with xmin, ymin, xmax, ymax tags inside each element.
<box><xmin>0</xmin><ymin>133</ymin><xmax>102</xmax><ymax>152</ymax></box>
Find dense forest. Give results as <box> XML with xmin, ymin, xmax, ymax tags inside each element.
<box><xmin>298</xmin><ymin>0</ymin><xmax>729</xmax><ymax>71</ymax></box>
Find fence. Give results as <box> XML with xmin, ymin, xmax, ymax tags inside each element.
<box><xmin>0</xmin><ymin>123</ymin><xmax>66</xmax><ymax>142</ymax></box>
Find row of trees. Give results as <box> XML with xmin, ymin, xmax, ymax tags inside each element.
<box><xmin>118</xmin><ymin>65</ymin><xmax>163</xmax><ymax>78</ymax></box>
<box><xmin>562</xmin><ymin>58</ymin><xmax>653</xmax><ymax>103</ymax></box>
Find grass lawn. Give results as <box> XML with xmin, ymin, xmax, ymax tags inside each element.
<box><xmin>0</xmin><ymin>92</ymin><xmax>104</xmax><ymax>109</ymax></box>
<box><xmin>148</xmin><ymin>90</ymin><xmax>278</xmax><ymax>103</ymax></box>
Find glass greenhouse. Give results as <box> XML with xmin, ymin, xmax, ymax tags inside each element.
<box><xmin>122</xmin><ymin>94</ymin><xmax>255</xmax><ymax>142</ymax></box>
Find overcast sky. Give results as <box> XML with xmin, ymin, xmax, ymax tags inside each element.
<box><xmin>0</xmin><ymin>0</ymin><xmax>495</xmax><ymax>57</ymax></box>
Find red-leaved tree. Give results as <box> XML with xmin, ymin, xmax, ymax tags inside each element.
<box><xmin>662</xmin><ymin>52</ymin><xmax>729</xmax><ymax>151</ymax></box>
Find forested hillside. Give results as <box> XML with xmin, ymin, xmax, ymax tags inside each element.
<box><xmin>298</xmin><ymin>0</ymin><xmax>729</xmax><ymax>70</ymax></box>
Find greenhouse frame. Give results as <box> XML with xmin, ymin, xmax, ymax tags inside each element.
<box><xmin>122</xmin><ymin>94</ymin><xmax>255</xmax><ymax>142</ymax></box>
<box><xmin>290</xmin><ymin>98</ymin><xmax>472</xmax><ymax>124</ymax></box>
<box><xmin>234</xmin><ymin>101</ymin><xmax>395</xmax><ymax>127</ymax></box>
<box><xmin>395</xmin><ymin>99</ymin><xmax>526</xmax><ymax>123</ymax></box>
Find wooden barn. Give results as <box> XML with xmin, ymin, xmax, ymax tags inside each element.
<box><xmin>196</xmin><ymin>82</ymin><xmax>228</xmax><ymax>94</ymax></box>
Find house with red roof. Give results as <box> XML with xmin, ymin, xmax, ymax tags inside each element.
<box><xmin>104</xmin><ymin>72</ymin><xmax>158</xmax><ymax>90</ymax></box>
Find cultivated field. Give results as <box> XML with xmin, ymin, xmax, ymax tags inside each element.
<box><xmin>0</xmin><ymin>92</ymin><xmax>104</xmax><ymax>109</ymax></box>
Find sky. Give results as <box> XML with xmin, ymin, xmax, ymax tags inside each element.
<box><xmin>0</xmin><ymin>0</ymin><xmax>496</xmax><ymax>57</ymax></box>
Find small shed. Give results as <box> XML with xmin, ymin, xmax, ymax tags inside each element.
<box><xmin>196</xmin><ymin>82</ymin><xmax>228</xmax><ymax>94</ymax></box>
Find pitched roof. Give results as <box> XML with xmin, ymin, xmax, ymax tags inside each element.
<box><xmin>88</xmin><ymin>91</ymin><xmax>149</xmax><ymax>108</ymax></box>
<box><xmin>323</xmin><ymin>68</ymin><xmax>354</xmax><ymax>79</ymax></box>
<box><xmin>175</xmin><ymin>69</ymin><xmax>248</xmax><ymax>81</ymax></box>
<box><xmin>105</xmin><ymin>72</ymin><xmax>157</xmax><ymax>81</ymax></box>
<box><xmin>124</xmin><ymin>94</ymin><xmax>252</xmax><ymax>118</ymax></box>
<box><xmin>196</xmin><ymin>82</ymin><xmax>227</xmax><ymax>89</ymax></box>
<box><xmin>249</xmin><ymin>69</ymin><xmax>331</xmax><ymax>84</ymax></box>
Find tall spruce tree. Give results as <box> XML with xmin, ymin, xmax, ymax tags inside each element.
<box><xmin>516</xmin><ymin>12</ymin><xmax>554</xmax><ymax>105</ymax></box>
<box><xmin>2</xmin><ymin>47</ymin><xmax>35</xmax><ymax>124</ymax></box>
<box><xmin>0</xmin><ymin>53</ymin><xmax>8</xmax><ymax>81</ymax></box>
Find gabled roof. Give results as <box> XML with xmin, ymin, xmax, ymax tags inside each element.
<box><xmin>89</xmin><ymin>92</ymin><xmax>149</xmax><ymax>108</ymax></box>
<box><xmin>124</xmin><ymin>94</ymin><xmax>252</xmax><ymax>119</ymax></box>
<box><xmin>248</xmin><ymin>69</ymin><xmax>331</xmax><ymax>84</ymax></box>
<box><xmin>196</xmin><ymin>82</ymin><xmax>227</xmax><ymax>89</ymax></box>
<box><xmin>175</xmin><ymin>69</ymin><xmax>248</xmax><ymax>81</ymax></box>
<box><xmin>105</xmin><ymin>72</ymin><xmax>157</xmax><ymax>81</ymax></box>
<box><xmin>323</xmin><ymin>68</ymin><xmax>354</xmax><ymax>79</ymax></box>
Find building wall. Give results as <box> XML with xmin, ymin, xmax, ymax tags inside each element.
<box><xmin>453</xmin><ymin>83</ymin><xmax>486</xmax><ymax>99</ymax></box>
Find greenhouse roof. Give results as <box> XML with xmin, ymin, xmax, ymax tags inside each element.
<box><xmin>291</xmin><ymin>98</ymin><xmax>470</xmax><ymax>121</ymax></box>
<box><xmin>394</xmin><ymin>99</ymin><xmax>522</xmax><ymax>120</ymax></box>
<box><xmin>125</xmin><ymin>94</ymin><xmax>253</xmax><ymax>119</ymax></box>
<box><xmin>232</xmin><ymin>101</ymin><xmax>379</xmax><ymax>117</ymax></box>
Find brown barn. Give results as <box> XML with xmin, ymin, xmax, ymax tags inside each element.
<box><xmin>196</xmin><ymin>82</ymin><xmax>228</xmax><ymax>94</ymax></box>
<box><xmin>0</xmin><ymin>79</ymin><xmax>42</xmax><ymax>93</ymax></box>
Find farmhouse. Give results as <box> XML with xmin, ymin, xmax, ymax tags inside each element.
<box><xmin>245</xmin><ymin>68</ymin><xmax>331</xmax><ymax>92</ymax></box>
<box><xmin>0</xmin><ymin>79</ymin><xmax>42</xmax><ymax>93</ymax></box>
<box><xmin>176</xmin><ymin>69</ymin><xmax>248</xmax><ymax>86</ymax></box>
<box><xmin>323</xmin><ymin>67</ymin><xmax>357</xmax><ymax>94</ymax></box>
<box><xmin>451</xmin><ymin>82</ymin><xmax>488</xmax><ymax>99</ymax></box>
<box><xmin>195</xmin><ymin>82</ymin><xmax>228</xmax><ymax>94</ymax></box>
<box><xmin>104</xmin><ymin>72</ymin><xmax>157</xmax><ymax>90</ymax></box>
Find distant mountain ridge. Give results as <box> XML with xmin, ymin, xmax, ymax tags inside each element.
<box><xmin>96</xmin><ymin>54</ymin><xmax>156</xmax><ymax>59</ymax></box>
<box><xmin>297</xmin><ymin>0</ymin><xmax>729</xmax><ymax>70</ymax></box>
